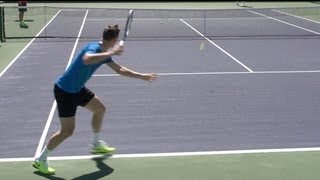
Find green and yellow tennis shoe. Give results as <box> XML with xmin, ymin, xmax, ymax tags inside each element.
<box><xmin>19</xmin><ymin>21</ymin><xmax>29</xmax><ymax>29</ymax></box>
<box><xmin>90</xmin><ymin>140</ymin><xmax>116</xmax><ymax>154</ymax></box>
<box><xmin>32</xmin><ymin>159</ymin><xmax>55</xmax><ymax>175</ymax></box>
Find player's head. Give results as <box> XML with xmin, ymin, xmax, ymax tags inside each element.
<box><xmin>103</xmin><ymin>24</ymin><xmax>120</xmax><ymax>42</ymax></box>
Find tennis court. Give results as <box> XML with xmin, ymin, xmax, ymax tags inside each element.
<box><xmin>1</xmin><ymin>2</ymin><xmax>320</xmax><ymax>180</ymax></box>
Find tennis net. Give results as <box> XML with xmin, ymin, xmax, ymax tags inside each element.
<box><xmin>1</xmin><ymin>5</ymin><xmax>320</xmax><ymax>42</ymax></box>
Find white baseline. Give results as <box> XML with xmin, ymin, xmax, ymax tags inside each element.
<box><xmin>2</xmin><ymin>147</ymin><xmax>320</xmax><ymax>163</ymax></box>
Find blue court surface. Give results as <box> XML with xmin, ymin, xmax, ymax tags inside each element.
<box><xmin>1</xmin><ymin>6</ymin><xmax>320</xmax><ymax>162</ymax></box>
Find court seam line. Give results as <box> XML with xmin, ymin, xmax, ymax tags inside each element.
<box><xmin>92</xmin><ymin>70</ymin><xmax>320</xmax><ymax>77</ymax></box>
<box><xmin>0</xmin><ymin>10</ymin><xmax>62</xmax><ymax>78</ymax></box>
<box><xmin>34</xmin><ymin>9</ymin><xmax>89</xmax><ymax>158</ymax></box>
<box><xmin>3</xmin><ymin>147</ymin><xmax>320</xmax><ymax>162</ymax></box>
<box><xmin>247</xmin><ymin>10</ymin><xmax>320</xmax><ymax>35</ymax></box>
<box><xmin>179</xmin><ymin>19</ymin><xmax>253</xmax><ymax>72</ymax></box>
<box><xmin>272</xmin><ymin>9</ymin><xmax>320</xmax><ymax>25</ymax></box>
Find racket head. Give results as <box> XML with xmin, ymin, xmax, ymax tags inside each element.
<box><xmin>126</xmin><ymin>10</ymin><xmax>134</xmax><ymax>36</ymax></box>
<box><xmin>122</xmin><ymin>10</ymin><xmax>134</xmax><ymax>41</ymax></box>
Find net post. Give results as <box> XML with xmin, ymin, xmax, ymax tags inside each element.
<box><xmin>0</xmin><ymin>6</ymin><xmax>5</xmax><ymax>42</ymax></box>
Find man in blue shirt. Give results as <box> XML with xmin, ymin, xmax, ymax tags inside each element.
<box><xmin>33</xmin><ymin>24</ymin><xmax>157</xmax><ymax>175</ymax></box>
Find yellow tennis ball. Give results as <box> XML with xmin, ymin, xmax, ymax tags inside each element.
<box><xmin>200</xmin><ymin>42</ymin><xmax>205</xmax><ymax>51</ymax></box>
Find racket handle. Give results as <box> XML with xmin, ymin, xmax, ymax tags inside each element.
<box><xmin>119</xmin><ymin>40</ymin><xmax>124</xmax><ymax>47</ymax></box>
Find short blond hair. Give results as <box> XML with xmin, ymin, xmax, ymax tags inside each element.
<box><xmin>103</xmin><ymin>24</ymin><xmax>120</xmax><ymax>41</ymax></box>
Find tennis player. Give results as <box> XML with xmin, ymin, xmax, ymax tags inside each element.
<box><xmin>18</xmin><ymin>1</ymin><xmax>28</xmax><ymax>28</ymax></box>
<box><xmin>33</xmin><ymin>24</ymin><xmax>158</xmax><ymax>175</ymax></box>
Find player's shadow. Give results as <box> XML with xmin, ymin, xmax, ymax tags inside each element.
<box><xmin>71</xmin><ymin>156</ymin><xmax>114</xmax><ymax>180</ymax></box>
<box><xmin>32</xmin><ymin>155</ymin><xmax>113</xmax><ymax>180</ymax></box>
<box><xmin>14</xmin><ymin>19</ymin><xmax>34</xmax><ymax>22</ymax></box>
<box><xmin>33</xmin><ymin>171</ymin><xmax>66</xmax><ymax>180</ymax></box>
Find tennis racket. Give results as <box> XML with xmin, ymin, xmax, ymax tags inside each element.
<box><xmin>119</xmin><ymin>9</ymin><xmax>134</xmax><ymax>47</ymax></box>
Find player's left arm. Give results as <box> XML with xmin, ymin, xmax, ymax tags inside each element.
<box><xmin>106</xmin><ymin>62</ymin><xmax>157</xmax><ymax>82</ymax></box>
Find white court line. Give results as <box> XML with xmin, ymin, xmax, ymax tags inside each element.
<box><xmin>179</xmin><ymin>19</ymin><xmax>253</xmax><ymax>72</ymax></box>
<box><xmin>0</xmin><ymin>10</ymin><xmax>62</xmax><ymax>78</ymax></box>
<box><xmin>34</xmin><ymin>10</ymin><xmax>89</xmax><ymax>158</ymax></box>
<box><xmin>272</xmin><ymin>9</ymin><xmax>320</xmax><ymax>25</ymax></box>
<box><xmin>59</xmin><ymin>9</ymin><xmax>86</xmax><ymax>11</ymax></box>
<box><xmin>3</xmin><ymin>147</ymin><xmax>320</xmax><ymax>162</ymax></box>
<box><xmin>93</xmin><ymin>70</ymin><xmax>320</xmax><ymax>77</ymax></box>
<box><xmin>248</xmin><ymin>10</ymin><xmax>320</xmax><ymax>35</ymax></box>
<box><xmin>86</xmin><ymin>17</ymin><xmax>268</xmax><ymax>21</ymax></box>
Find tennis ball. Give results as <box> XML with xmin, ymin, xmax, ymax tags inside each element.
<box><xmin>200</xmin><ymin>42</ymin><xmax>205</xmax><ymax>51</ymax></box>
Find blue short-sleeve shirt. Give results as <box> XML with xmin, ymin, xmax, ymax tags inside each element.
<box><xmin>55</xmin><ymin>42</ymin><xmax>114</xmax><ymax>93</ymax></box>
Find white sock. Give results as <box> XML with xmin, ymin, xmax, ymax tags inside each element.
<box><xmin>37</xmin><ymin>146</ymin><xmax>50</xmax><ymax>161</ymax></box>
<box><xmin>92</xmin><ymin>132</ymin><xmax>100</xmax><ymax>145</ymax></box>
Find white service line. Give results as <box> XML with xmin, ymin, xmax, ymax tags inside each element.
<box><xmin>34</xmin><ymin>10</ymin><xmax>89</xmax><ymax>158</ymax></box>
<box><xmin>248</xmin><ymin>10</ymin><xmax>320</xmax><ymax>35</ymax></box>
<box><xmin>179</xmin><ymin>19</ymin><xmax>253</xmax><ymax>72</ymax></box>
<box><xmin>2</xmin><ymin>146</ymin><xmax>320</xmax><ymax>163</ymax></box>
<box><xmin>0</xmin><ymin>10</ymin><xmax>62</xmax><ymax>78</ymax></box>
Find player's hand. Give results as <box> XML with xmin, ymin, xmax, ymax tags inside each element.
<box><xmin>141</xmin><ymin>73</ymin><xmax>158</xmax><ymax>83</ymax></box>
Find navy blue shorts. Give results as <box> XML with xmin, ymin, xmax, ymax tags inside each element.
<box><xmin>54</xmin><ymin>84</ymin><xmax>95</xmax><ymax>118</ymax></box>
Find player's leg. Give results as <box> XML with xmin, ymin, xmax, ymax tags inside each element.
<box><xmin>33</xmin><ymin>84</ymin><xmax>77</xmax><ymax>175</ymax></box>
<box><xmin>81</xmin><ymin>91</ymin><xmax>116</xmax><ymax>154</ymax></box>
<box><xmin>44</xmin><ymin>84</ymin><xmax>78</xmax><ymax>152</ymax></box>
<box><xmin>33</xmin><ymin>117</ymin><xmax>75</xmax><ymax>175</ymax></box>
<box><xmin>18</xmin><ymin>10</ymin><xmax>28</xmax><ymax>28</ymax></box>
<box><xmin>84</xmin><ymin>95</ymin><xmax>106</xmax><ymax>133</ymax></box>
<box><xmin>18</xmin><ymin>1</ymin><xmax>28</xmax><ymax>28</ymax></box>
<box><xmin>47</xmin><ymin>117</ymin><xmax>76</xmax><ymax>150</ymax></box>
<box><xmin>18</xmin><ymin>11</ymin><xmax>23</xmax><ymax>22</ymax></box>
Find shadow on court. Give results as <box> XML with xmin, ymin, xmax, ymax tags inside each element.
<box><xmin>33</xmin><ymin>171</ymin><xmax>66</xmax><ymax>180</ymax></box>
<box><xmin>33</xmin><ymin>156</ymin><xmax>114</xmax><ymax>180</ymax></box>
<box><xmin>14</xmin><ymin>19</ymin><xmax>35</xmax><ymax>22</ymax></box>
<box><xmin>72</xmin><ymin>157</ymin><xmax>114</xmax><ymax>180</ymax></box>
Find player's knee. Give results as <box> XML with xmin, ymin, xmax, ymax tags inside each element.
<box><xmin>95</xmin><ymin>104</ymin><xmax>106</xmax><ymax>115</ymax></box>
<box><xmin>60</xmin><ymin>129</ymin><xmax>74</xmax><ymax>138</ymax></box>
